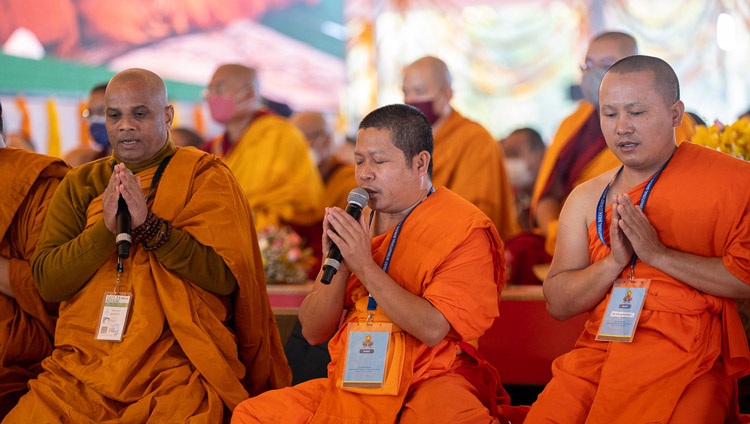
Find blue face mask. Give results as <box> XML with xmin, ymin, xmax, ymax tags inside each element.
<box><xmin>88</xmin><ymin>118</ymin><xmax>110</xmax><ymax>148</ymax></box>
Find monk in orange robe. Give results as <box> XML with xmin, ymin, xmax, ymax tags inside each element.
<box><xmin>505</xmin><ymin>31</ymin><xmax>695</xmax><ymax>285</ymax></box>
<box><xmin>526</xmin><ymin>56</ymin><xmax>750</xmax><ymax>423</ymax></box>
<box><xmin>0</xmin><ymin>124</ymin><xmax>69</xmax><ymax>418</ymax></box>
<box><xmin>4</xmin><ymin>69</ymin><xmax>290</xmax><ymax>423</ymax></box>
<box><xmin>402</xmin><ymin>56</ymin><xmax>520</xmax><ymax>241</ymax></box>
<box><xmin>232</xmin><ymin>104</ymin><xmax>527</xmax><ymax>423</ymax></box>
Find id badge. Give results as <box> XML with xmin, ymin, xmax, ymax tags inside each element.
<box><xmin>342</xmin><ymin>322</ymin><xmax>392</xmax><ymax>388</ymax></box>
<box><xmin>596</xmin><ymin>278</ymin><xmax>650</xmax><ymax>343</ymax></box>
<box><xmin>95</xmin><ymin>292</ymin><xmax>133</xmax><ymax>342</ymax></box>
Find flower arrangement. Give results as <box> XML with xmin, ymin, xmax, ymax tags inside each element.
<box><xmin>257</xmin><ymin>225</ymin><xmax>315</xmax><ymax>284</ymax></box>
<box><xmin>691</xmin><ymin>117</ymin><xmax>750</xmax><ymax>160</ymax></box>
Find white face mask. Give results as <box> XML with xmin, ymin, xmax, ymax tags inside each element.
<box><xmin>505</xmin><ymin>158</ymin><xmax>535</xmax><ymax>190</ymax></box>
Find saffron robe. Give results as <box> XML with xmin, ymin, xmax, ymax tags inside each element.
<box><xmin>5</xmin><ymin>146</ymin><xmax>290</xmax><ymax>423</ymax></box>
<box><xmin>232</xmin><ymin>188</ymin><xmax>517</xmax><ymax>423</ymax></box>
<box><xmin>0</xmin><ymin>148</ymin><xmax>68</xmax><ymax>417</ymax></box>
<box><xmin>526</xmin><ymin>142</ymin><xmax>750</xmax><ymax>423</ymax></box>
<box><xmin>210</xmin><ymin>113</ymin><xmax>324</xmax><ymax>230</ymax></box>
<box><xmin>432</xmin><ymin>110</ymin><xmax>521</xmax><ymax>240</ymax></box>
<box><xmin>530</xmin><ymin>102</ymin><xmax>696</xmax><ymax>254</ymax></box>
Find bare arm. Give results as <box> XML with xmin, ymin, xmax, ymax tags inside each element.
<box><xmin>299</xmin><ymin>208</ymin><xmax>351</xmax><ymax>345</ymax></box>
<box><xmin>543</xmin><ymin>184</ymin><xmax>629</xmax><ymax>321</ymax></box>
<box><xmin>614</xmin><ymin>194</ymin><xmax>750</xmax><ymax>298</ymax></box>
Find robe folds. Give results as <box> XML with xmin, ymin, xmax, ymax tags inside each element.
<box><xmin>526</xmin><ymin>142</ymin><xmax>750</xmax><ymax>423</ymax></box>
<box><xmin>232</xmin><ymin>188</ymin><xmax>523</xmax><ymax>423</ymax></box>
<box><xmin>210</xmin><ymin>113</ymin><xmax>325</xmax><ymax>230</ymax></box>
<box><xmin>530</xmin><ymin>102</ymin><xmax>696</xmax><ymax>254</ymax></box>
<box><xmin>5</xmin><ymin>146</ymin><xmax>290</xmax><ymax>423</ymax></box>
<box><xmin>432</xmin><ymin>110</ymin><xmax>521</xmax><ymax>241</ymax></box>
<box><xmin>0</xmin><ymin>148</ymin><xmax>68</xmax><ymax>417</ymax></box>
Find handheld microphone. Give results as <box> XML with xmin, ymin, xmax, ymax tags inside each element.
<box><xmin>320</xmin><ymin>188</ymin><xmax>369</xmax><ymax>284</ymax></box>
<box><xmin>116</xmin><ymin>195</ymin><xmax>132</xmax><ymax>259</ymax></box>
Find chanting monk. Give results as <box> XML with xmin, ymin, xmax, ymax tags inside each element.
<box><xmin>525</xmin><ymin>56</ymin><xmax>750</xmax><ymax>423</ymax></box>
<box><xmin>0</xmin><ymin>102</ymin><xmax>69</xmax><ymax>418</ymax></box>
<box><xmin>402</xmin><ymin>56</ymin><xmax>520</xmax><ymax>240</ymax></box>
<box><xmin>204</xmin><ymin>64</ymin><xmax>324</xmax><ymax>230</ymax></box>
<box><xmin>232</xmin><ymin>104</ymin><xmax>527</xmax><ymax>423</ymax></box>
<box><xmin>4</xmin><ymin>68</ymin><xmax>290</xmax><ymax>423</ymax></box>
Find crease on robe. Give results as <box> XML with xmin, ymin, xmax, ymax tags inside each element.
<box><xmin>4</xmin><ymin>147</ymin><xmax>290</xmax><ymax>423</ymax></box>
<box><xmin>433</xmin><ymin>110</ymin><xmax>521</xmax><ymax>240</ymax></box>
<box><xmin>526</xmin><ymin>142</ymin><xmax>750</xmax><ymax>423</ymax></box>
<box><xmin>210</xmin><ymin>113</ymin><xmax>324</xmax><ymax>229</ymax></box>
<box><xmin>530</xmin><ymin>102</ymin><xmax>696</xmax><ymax>254</ymax></box>
<box><xmin>0</xmin><ymin>148</ymin><xmax>67</xmax><ymax>416</ymax></box>
<box><xmin>233</xmin><ymin>188</ymin><xmax>527</xmax><ymax>423</ymax></box>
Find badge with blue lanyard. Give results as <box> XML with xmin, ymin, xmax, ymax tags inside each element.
<box><xmin>595</xmin><ymin>160</ymin><xmax>670</xmax><ymax>343</ymax></box>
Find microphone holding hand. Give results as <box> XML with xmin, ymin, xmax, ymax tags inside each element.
<box><xmin>116</xmin><ymin>194</ymin><xmax>132</xmax><ymax>259</ymax></box>
<box><xmin>321</xmin><ymin>188</ymin><xmax>369</xmax><ymax>284</ymax></box>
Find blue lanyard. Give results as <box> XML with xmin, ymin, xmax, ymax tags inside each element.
<box><xmin>595</xmin><ymin>155</ymin><xmax>672</xmax><ymax>273</ymax></box>
<box><xmin>367</xmin><ymin>187</ymin><xmax>434</xmax><ymax>312</ymax></box>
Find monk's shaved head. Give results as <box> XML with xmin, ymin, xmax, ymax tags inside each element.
<box><xmin>404</xmin><ymin>56</ymin><xmax>452</xmax><ymax>89</ymax></box>
<box><xmin>108</xmin><ymin>68</ymin><xmax>168</xmax><ymax>106</ymax></box>
<box><xmin>591</xmin><ymin>31</ymin><xmax>638</xmax><ymax>57</ymax></box>
<box><xmin>607</xmin><ymin>55</ymin><xmax>680</xmax><ymax>105</ymax></box>
<box><xmin>213</xmin><ymin>64</ymin><xmax>260</xmax><ymax>94</ymax></box>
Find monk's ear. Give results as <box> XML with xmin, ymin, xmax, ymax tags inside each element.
<box><xmin>671</xmin><ymin>100</ymin><xmax>685</xmax><ymax>128</ymax></box>
<box><xmin>414</xmin><ymin>150</ymin><xmax>430</xmax><ymax>176</ymax></box>
<box><xmin>164</xmin><ymin>105</ymin><xmax>175</xmax><ymax>129</ymax></box>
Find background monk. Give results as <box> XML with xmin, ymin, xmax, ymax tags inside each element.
<box><xmin>0</xmin><ymin>100</ymin><xmax>69</xmax><ymax>418</ymax></box>
<box><xmin>525</xmin><ymin>56</ymin><xmax>750</xmax><ymax>423</ymax></box>
<box><xmin>5</xmin><ymin>68</ymin><xmax>290</xmax><ymax>423</ymax></box>
<box><xmin>63</xmin><ymin>83</ymin><xmax>111</xmax><ymax>167</ymax></box>
<box><xmin>232</xmin><ymin>104</ymin><xmax>527</xmax><ymax>423</ymax></box>
<box><xmin>402</xmin><ymin>56</ymin><xmax>520</xmax><ymax>240</ymax></box>
<box><xmin>203</xmin><ymin>63</ymin><xmax>324</xmax><ymax>231</ymax></box>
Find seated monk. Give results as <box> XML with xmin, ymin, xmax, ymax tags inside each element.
<box><xmin>402</xmin><ymin>56</ymin><xmax>520</xmax><ymax>240</ymax></box>
<box><xmin>232</xmin><ymin>104</ymin><xmax>528</xmax><ymax>423</ymax></box>
<box><xmin>3</xmin><ymin>68</ymin><xmax>290</xmax><ymax>423</ymax></box>
<box><xmin>525</xmin><ymin>56</ymin><xmax>750</xmax><ymax>422</ymax></box>
<box><xmin>0</xmin><ymin>102</ymin><xmax>69</xmax><ymax>418</ymax></box>
<box><xmin>505</xmin><ymin>31</ymin><xmax>695</xmax><ymax>285</ymax></box>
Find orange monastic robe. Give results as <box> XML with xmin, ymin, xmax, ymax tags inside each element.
<box><xmin>5</xmin><ymin>147</ymin><xmax>290</xmax><ymax>423</ymax></box>
<box><xmin>0</xmin><ymin>148</ymin><xmax>68</xmax><ymax>417</ymax></box>
<box><xmin>433</xmin><ymin>110</ymin><xmax>520</xmax><ymax>240</ymax></box>
<box><xmin>530</xmin><ymin>102</ymin><xmax>696</xmax><ymax>254</ymax></box>
<box><xmin>233</xmin><ymin>188</ymin><xmax>516</xmax><ymax>423</ymax></box>
<box><xmin>526</xmin><ymin>142</ymin><xmax>750</xmax><ymax>423</ymax></box>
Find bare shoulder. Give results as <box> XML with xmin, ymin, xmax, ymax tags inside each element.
<box><xmin>564</xmin><ymin>168</ymin><xmax>620</xmax><ymax>228</ymax></box>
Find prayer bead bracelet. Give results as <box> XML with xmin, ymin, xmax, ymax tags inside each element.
<box><xmin>131</xmin><ymin>211</ymin><xmax>172</xmax><ymax>251</ymax></box>
<box><xmin>142</xmin><ymin>219</ymin><xmax>172</xmax><ymax>251</ymax></box>
<box><xmin>131</xmin><ymin>211</ymin><xmax>160</xmax><ymax>244</ymax></box>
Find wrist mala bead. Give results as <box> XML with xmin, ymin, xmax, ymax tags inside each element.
<box><xmin>131</xmin><ymin>211</ymin><xmax>172</xmax><ymax>250</ymax></box>
<box><xmin>142</xmin><ymin>219</ymin><xmax>172</xmax><ymax>251</ymax></box>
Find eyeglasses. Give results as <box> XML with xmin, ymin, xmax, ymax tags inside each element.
<box><xmin>580</xmin><ymin>60</ymin><xmax>616</xmax><ymax>72</ymax></box>
<box><xmin>82</xmin><ymin>107</ymin><xmax>106</xmax><ymax>120</ymax></box>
